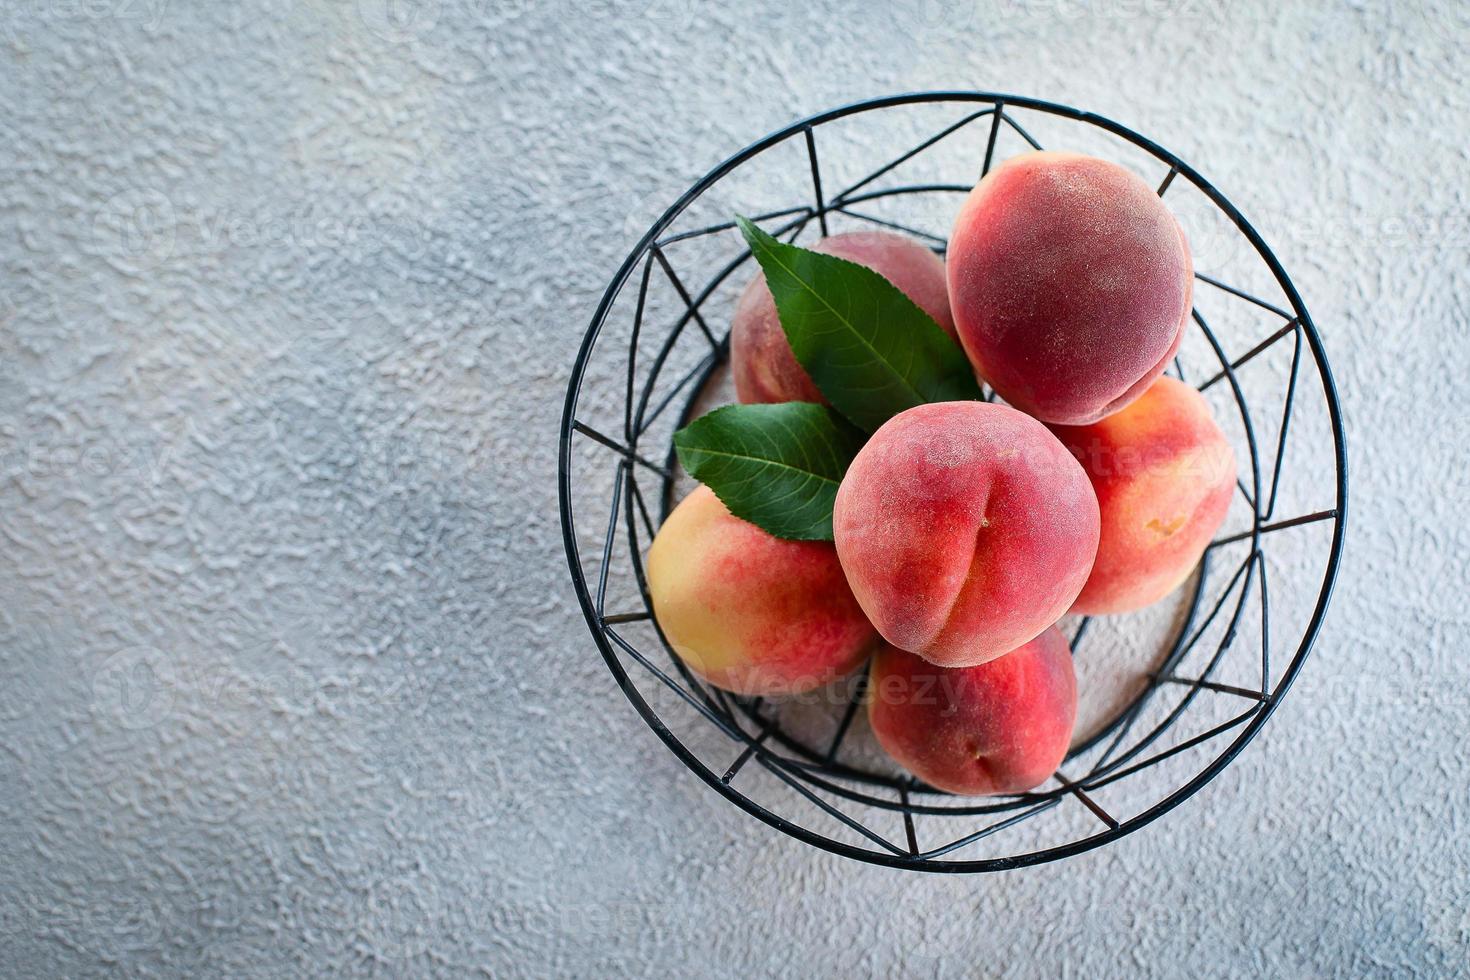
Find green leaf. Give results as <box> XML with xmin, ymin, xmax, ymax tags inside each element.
<box><xmin>735</xmin><ymin>215</ymin><xmax>983</xmax><ymax>432</ymax></box>
<box><xmin>674</xmin><ymin>402</ymin><xmax>865</xmax><ymax>541</ymax></box>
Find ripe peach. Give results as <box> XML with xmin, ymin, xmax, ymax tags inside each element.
<box><xmin>947</xmin><ymin>151</ymin><xmax>1193</xmax><ymax>425</ymax></box>
<box><xmin>833</xmin><ymin>401</ymin><xmax>1098</xmax><ymax>668</ymax></box>
<box><xmin>1051</xmin><ymin>376</ymin><xmax>1236</xmax><ymax>615</ymax></box>
<box><xmin>731</xmin><ymin>229</ymin><xmax>956</xmax><ymax>404</ymax></box>
<box><xmin>646</xmin><ymin>485</ymin><xmax>877</xmax><ymax>696</ymax></box>
<box><xmin>868</xmin><ymin>628</ymin><xmax>1076</xmax><ymax>795</ymax></box>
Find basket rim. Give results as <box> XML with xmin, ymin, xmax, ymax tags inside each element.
<box><xmin>557</xmin><ymin>90</ymin><xmax>1349</xmax><ymax>872</ymax></box>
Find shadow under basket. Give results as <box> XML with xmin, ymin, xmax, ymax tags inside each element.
<box><xmin>558</xmin><ymin>92</ymin><xmax>1348</xmax><ymax>872</ymax></box>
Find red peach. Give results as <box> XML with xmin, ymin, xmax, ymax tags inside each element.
<box><xmin>833</xmin><ymin>401</ymin><xmax>1098</xmax><ymax>668</ymax></box>
<box><xmin>1051</xmin><ymin>376</ymin><xmax>1236</xmax><ymax>615</ymax></box>
<box><xmin>731</xmin><ymin>229</ymin><xmax>956</xmax><ymax>404</ymax></box>
<box><xmin>868</xmin><ymin>627</ymin><xmax>1077</xmax><ymax>795</ymax></box>
<box><xmin>646</xmin><ymin>485</ymin><xmax>877</xmax><ymax>696</ymax></box>
<box><xmin>947</xmin><ymin>151</ymin><xmax>1193</xmax><ymax>425</ymax></box>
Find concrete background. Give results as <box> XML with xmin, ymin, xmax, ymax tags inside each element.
<box><xmin>1</xmin><ymin>0</ymin><xmax>1466</xmax><ymax>976</ymax></box>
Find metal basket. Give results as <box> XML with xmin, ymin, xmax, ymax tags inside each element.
<box><xmin>558</xmin><ymin>92</ymin><xmax>1348</xmax><ymax>871</ymax></box>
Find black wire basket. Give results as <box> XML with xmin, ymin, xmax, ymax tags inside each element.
<box><xmin>559</xmin><ymin>92</ymin><xmax>1348</xmax><ymax>872</ymax></box>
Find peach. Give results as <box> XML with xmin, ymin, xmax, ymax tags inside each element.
<box><xmin>731</xmin><ymin>229</ymin><xmax>956</xmax><ymax>404</ymax></box>
<box><xmin>1051</xmin><ymin>376</ymin><xmax>1236</xmax><ymax>615</ymax></box>
<box><xmin>833</xmin><ymin>401</ymin><xmax>1098</xmax><ymax>668</ymax></box>
<box><xmin>646</xmin><ymin>485</ymin><xmax>877</xmax><ymax>696</ymax></box>
<box><xmin>947</xmin><ymin>151</ymin><xmax>1193</xmax><ymax>425</ymax></box>
<box><xmin>868</xmin><ymin>628</ymin><xmax>1076</xmax><ymax>795</ymax></box>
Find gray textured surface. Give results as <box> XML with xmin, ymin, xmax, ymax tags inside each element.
<box><xmin>1</xmin><ymin>0</ymin><xmax>1467</xmax><ymax>976</ymax></box>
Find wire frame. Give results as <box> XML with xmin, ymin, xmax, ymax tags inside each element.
<box><xmin>558</xmin><ymin>92</ymin><xmax>1349</xmax><ymax>872</ymax></box>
